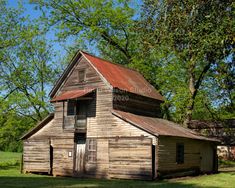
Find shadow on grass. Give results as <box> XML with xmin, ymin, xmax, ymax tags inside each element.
<box><xmin>0</xmin><ymin>165</ymin><xmax>230</xmax><ymax>188</ymax></box>
<box><xmin>0</xmin><ymin>162</ymin><xmax>20</xmax><ymax>170</ymax></box>
<box><xmin>0</xmin><ymin>174</ymin><xmax>223</xmax><ymax>188</ymax></box>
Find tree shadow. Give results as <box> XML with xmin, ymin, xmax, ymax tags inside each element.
<box><xmin>0</xmin><ymin>163</ymin><xmax>20</xmax><ymax>170</ymax></box>
<box><xmin>0</xmin><ymin>175</ymin><xmax>222</xmax><ymax>188</ymax></box>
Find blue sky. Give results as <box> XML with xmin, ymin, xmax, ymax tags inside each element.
<box><xmin>7</xmin><ymin>0</ymin><xmax>143</xmax><ymax>56</ymax></box>
<box><xmin>8</xmin><ymin>0</ymin><xmax>69</xmax><ymax>58</ymax></box>
<box><xmin>7</xmin><ymin>0</ymin><xmax>142</xmax><ymax>58</ymax></box>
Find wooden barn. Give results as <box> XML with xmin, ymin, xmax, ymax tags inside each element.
<box><xmin>21</xmin><ymin>51</ymin><xmax>219</xmax><ymax>179</ymax></box>
<box><xmin>189</xmin><ymin>119</ymin><xmax>235</xmax><ymax>161</ymax></box>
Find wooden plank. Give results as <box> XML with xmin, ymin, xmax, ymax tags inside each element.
<box><xmin>23</xmin><ymin>139</ymin><xmax>50</xmax><ymax>173</ymax></box>
<box><xmin>158</xmin><ymin>137</ymin><xmax>215</xmax><ymax>174</ymax></box>
<box><xmin>108</xmin><ymin>137</ymin><xmax>152</xmax><ymax>180</ymax></box>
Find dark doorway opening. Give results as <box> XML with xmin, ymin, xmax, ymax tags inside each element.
<box><xmin>213</xmin><ymin>148</ymin><xmax>218</xmax><ymax>173</ymax></box>
<box><xmin>50</xmin><ymin>145</ymin><xmax>53</xmax><ymax>175</ymax></box>
<box><xmin>152</xmin><ymin>145</ymin><xmax>156</xmax><ymax>179</ymax></box>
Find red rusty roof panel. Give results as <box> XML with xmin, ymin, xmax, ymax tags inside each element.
<box><xmin>51</xmin><ymin>88</ymin><xmax>95</xmax><ymax>102</ymax></box>
<box><xmin>82</xmin><ymin>51</ymin><xmax>164</xmax><ymax>101</ymax></box>
<box><xmin>112</xmin><ymin>110</ymin><xmax>219</xmax><ymax>142</ymax></box>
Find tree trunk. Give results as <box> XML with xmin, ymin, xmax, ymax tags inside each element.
<box><xmin>183</xmin><ymin>60</ymin><xmax>212</xmax><ymax>127</ymax></box>
<box><xmin>183</xmin><ymin>59</ymin><xmax>196</xmax><ymax>127</ymax></box>
<box><xmin>184</xmin><ymin>78</ymin><xmax>196</xmax><ymax>127</ymax></box>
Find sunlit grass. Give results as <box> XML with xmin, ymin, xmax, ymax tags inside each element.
<box><xmin>0</xmin><ymin>151</ymin><xmax>235</xmax><ymax>188</ymax></box>
<box><xmin>0</xmin><ymin>151</ymin><xmax>21</xmax><ymax>168</ymax></box>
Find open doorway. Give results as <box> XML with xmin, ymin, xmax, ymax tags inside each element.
<box><xmin>152</xmin><ymin>145</ymin><xmax>156</xmax><ymax>179</ymax></box>
<box><xmin>50</xmin><ymin>145</ymin><xmax>53</xmax><ymax>175</ymax></box>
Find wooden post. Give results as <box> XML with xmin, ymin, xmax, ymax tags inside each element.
<box><xmin>20</xmin><ymin>154</ymin><xmax>23</xmax><ymax>174</ymax></box>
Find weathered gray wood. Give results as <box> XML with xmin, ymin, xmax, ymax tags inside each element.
<box><xmin>113</xmin><ymin>89</ymin><xmax>162</xmax><ymax>117</ymax></box>
<box><xmin>23</xmin><ymin>140</ymin><xmax>50</xmax><ymax>173</ymax></box>
<box><xmin>158</xmin><ymin>136</ymin><xmax>216</xmax><ymax>175</ymax></box>
<box><xmin>108</xmin><ymin>137</ymin><xmax>152</xmax><ymax>180</ymax></box>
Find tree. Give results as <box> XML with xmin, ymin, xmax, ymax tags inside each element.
<box><xmin>34</xmin><ymin>0</ymin><xmax>137</xmax><ymax>64</ymax></box>
<box><xmin>139</xmin><ymin>0</ymin><xmax>234</xmax><ymax>124</ymax></box>
<box><xmin>0</xmin><ymin>1</ymin><xmax>61</xmax><ymax>151</ymax></box>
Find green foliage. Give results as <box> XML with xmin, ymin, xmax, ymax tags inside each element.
<box><xmin>219</xmin><ymin>159</ymin><xmax>235</xmax><ymax>168</ymax></box>
<box><xmin>34</xmin><ymin>0</ymin><xmax>136</xmax><ymax>64</ymax></box>
<box><xmin>0</xmin><ymin>1</ymin><xmax>61</xmax><ymax>151</ymax></box>
<box><xmin>0</xmin><ymin>111</ymin><xmax>34</xmax><ymax>152</ymax></box>
<box><xmin>139</xmin><ymin>0</ymin><xmax>234</xmax><ymax>123</ymax></box>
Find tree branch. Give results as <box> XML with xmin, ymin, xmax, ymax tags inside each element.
<box><xmin>100</xmin><ymin>31</ymin><xmax>131</xmax><ymax>62</ymax></box>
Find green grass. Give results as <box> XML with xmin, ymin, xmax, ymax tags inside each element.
<box><xmin>219</xmin><ymin>159</ymin><xmax>235</xmax><ymax>167</ymax></box>
<box><xmin>1</xmin><ymin>151</ymin><xmax>235</xmax><ymax>188</ymax></box>
<box><xmin>0</xmin><ymin>151</ymin><xmax>21</xmax><ymax>168</ymax></box>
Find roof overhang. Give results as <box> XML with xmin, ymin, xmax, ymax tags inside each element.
<box><xmin>50</xmin><ymin>88</ymin><xmax>95</xmax><ymax>102</ymax></box>
<box><xmin>112</xmin><ymin>110</ymin><xmax>220</xmax><ymax>143</ymax></box>
<box><xmin>112</xmin><ymin>110</ymin><xmax>159</xmax><ymax>137</ymax></box>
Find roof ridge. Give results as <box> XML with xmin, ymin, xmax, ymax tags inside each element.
<box><xmin>80</xmin><ymin>50</ymin><xmax>140</xmax><ymax>73</ymax></box>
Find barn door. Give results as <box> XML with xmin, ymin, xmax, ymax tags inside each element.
<box><xmin>74</xmin><ymin>134</ymin><xmax>86</xmax><ymax>174</ymax></box>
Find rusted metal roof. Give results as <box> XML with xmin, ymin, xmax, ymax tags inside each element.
<box><xmin>82</xmin><ymin>51</ymin><xmax>164</xmax><ymax>101</ymax></box>
<box><xmin>50</xmin><ymin>88</ymin><xmax>95</xmax><ymax>102</ymax></box>
<box><xmin>21</xmin><ymin>113</ymin><xmax>54</xmax><ymax>140</ymax></box>
<box><xmin>112</xmin><ymin>110</ymin><xmax>219</xmax><ymax>142</ymax></box>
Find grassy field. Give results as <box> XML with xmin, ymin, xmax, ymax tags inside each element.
<box><xmin>0</xmin><ymin>151</ymin><xmax>21</xmax><ymax>168</ymax></box>
<box><xmin>1</xmin><ymin>151</ymin><xmax>235</xmax><ymax>188</ymax></box>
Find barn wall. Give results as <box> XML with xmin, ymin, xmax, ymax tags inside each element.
<box><xmin>108</xmin><ymin>137</ymin><xmax>152</xmax><ymax>180</ymax></box>
<box><xmin>23</xmin><ymin>139</ymin><xmax>50</xmax><ymax>173</ymax></box>
<box><xmin>158</xmin><ymin>136</ymin><xmax>216</xmax><ymax>175</ymax></box>
<box><xmin>200</xmin><ymin>142</ymin><xmax>214</xmax><ymax>172</ymax></box>
<box><xmin>113</xmin><ymin>89</ymin><xmax>162</xmax><ymax>117</ymax></box>
<box><xmin>85</xmin><ymin>91</ymin><xmax>157</xmax><ymax>179</ymax></box>
<box><xmin>23</xmin><ymin>103</ymin><xmax>75</xmax><ymax>176</ymax></box>
<box><xmin>58</xmin><ymin>56</ymin><xmax>104</xmax><ymax>94</ymax></box>
<box><xmin>52</xmin><ymin>138</ymin><xmax>75</xmax><ymax>176</ymax></box>
<box><xmin>85</xmin><ymin>138</ymin><xmax>109</xmax><ymax>178</ymax></box>
<box><xmin>23</xmin><ymin>56</ymin><xmax>105</xmax><ymax>175</ymax></box>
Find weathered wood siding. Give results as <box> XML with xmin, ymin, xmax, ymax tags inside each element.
<box><xmin>85</xmin><ymin>138</ymin><xmax>109</xmax><ymax>178</ymax></box>
<box><xmin>24</xmin><ymin>107</ymin><xmax>75</xmax><ymax>176</ymax></box>
<box><xmin>52</xmin><ymin>138</ymin><xmax>74</xmax><ymax>176</ymax></box>
<box><xmin>23</xmin><ymin>56</ymin><xmax>104</xmax><ymax>175</ymax></box>
<box><xmin>108</xmin><ymin>137</ymin><xmax>152</xmax><ymax>179</ymax></box>
<box><xmin>200</xmin><ymin>142</ymin><xmax>214</xmax><ymax>172</ymax></box>
<box><xmin>158</xmin><ymin>136</ymin><xmax>215</xmax><ymax>175</ymax></box>
<box><xmin>30</xmin><ymin>118</ymin><xmax>55</xmax><ymax>138</ymax></box>
<box><xmin>113</xmin><ymin>89</ymin><xmax>162</xmax><ymax>117</ymax></box>
<box><xmin>23</xmin><ymin>139</ymin><xmax>50</xmax><ymax>173</ymax></box>
<box><xmin>58</xmin><ymin>56</ymin><xmax>104</xmax><ymax>94</ymax></box>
